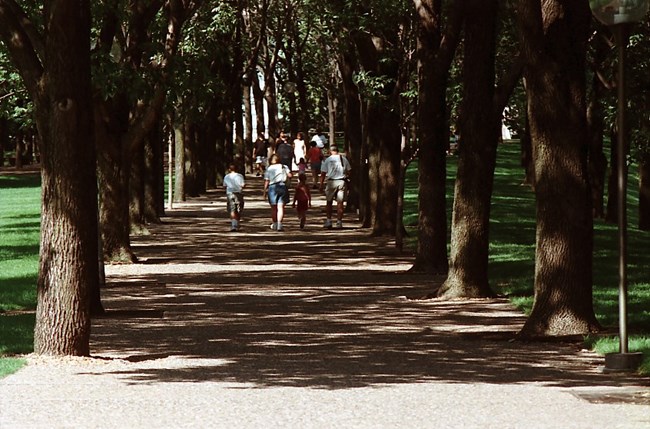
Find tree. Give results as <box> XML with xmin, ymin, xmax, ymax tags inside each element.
<box><xmin>438</xmin><ymin>0</ymin><xmax>499</xmax><ymax>298</ymax></box>
<box><xmin>438</xmin><ymin>1</ymin><xmax>523</xmax><ymax>298</ymax></box>
<box><xmin>411</xmin><ymin>0</ymin><xmax>462</xmax><ymax>272</ymax></box>
<box><xmin>0</xmin><ymin>0</ymin><xmax>98</xmax><ymax>355</ymax></box>
<box><xmin>517</xmin><ymin>0</ymin><xmax>600</xmax><ymax>337</ymax></box>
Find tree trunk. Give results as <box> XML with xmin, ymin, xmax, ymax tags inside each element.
<box><xmin>639</xmin><ymin>153</ymin><xmax>650</xmax><ymax>230</ymax></box>
<box><xmin>353</xmin><ymin>31</ymin><xmax>401</xmax><ymax>236</ymax></box>
<box><xmin>144</xmin><ymin>123</ymin><xmax>163</xmax><ymax>222</ymax></box>
<box><xmin>173</xmin><ymin>119</ymin><xmax>185</xmax><ymax>202</ymax></box>
<box><xmin>252</xmin><ymin>72</ymin><xmax>266</xmax><ymax>135</ymax></box>
<box><xmin>439</xmin><ymin>0</ymin><xmax>498</xmax><ymax>298</ymax></box>
<box><xmin>243</xmin><ymin>84</ymin><xmax>254</xmax><ymax>175</ymax></box>
<box><xmin>605</xmin><ymin>128</ymin><xmax>621</xmax><ymax>223</ymax></box>
<box><xmin>517</xmin><ymin>0</ymin><xmax>600</xmax><ymax>337</ymax></box>
<box><xmin>339</xmin><ymin>48</ymin><xmax>363</xmax><ymax>216</ymax></box>
<box><xmin>587</xmin><ymin>34</ymin><xmax>608</xmax><ymax>219</ymax></box>
<box><xmin>129</xmin><ymin>135</ymin><xmax>146</xmax><ymax>230</ymax></box>
<box><xmin>411</xmin><ymin>0</ymin><xmax>462</xmax><ymax>272</ymax></box>
<box><xmin>95</xmin><ymin>97</ymin><xmax>137</xmax><ymax>263</ymax></box>
<box><xmin>34</xmin><ymin>0</ymin><xmax>97</xmax><ymax>355</ymax></box>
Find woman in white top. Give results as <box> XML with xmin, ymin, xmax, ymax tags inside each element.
<box><xmin>292</xmin><ymin>131</ymin><xmax>307</xmax><ymax>171</ymax></box>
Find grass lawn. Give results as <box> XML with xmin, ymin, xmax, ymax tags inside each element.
<box><xmin>1</xmin><ymin>142</ymin><xmax>649</xmax><ymax>376</ymax></box>
<box><xmin>0</xmin><ymin>173</ymin><xmax>40</xmax><ymax>377</ymax></box>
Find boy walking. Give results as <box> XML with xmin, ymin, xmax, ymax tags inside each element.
<box><xmin>223</xmin><ymin>164</ymin><xmax>246</xmax><ymax>231</ymax></box>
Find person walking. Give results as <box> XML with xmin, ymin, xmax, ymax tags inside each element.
<box><xmin>319</xmin><ymin>145</ymin><xmax>351</xmax><ymax>229</ymax></box>
<box><xmin>223</xmin><ymin>164</ymin><xmax>246</xmax><ymax>231</ymax></box>
<box><xmin>307</xmin><ymin>140</ymin><xmax>323</xmax><ymax>189</ymax></box>
<box><xmin>253</xmin><ymin>132</ymin><xmax>268</xmax><ymax>176</ymax></box>
<box><xmin>292</xmin><ymin>173</ymin><xmax>312</xmax><ymax>229</ymax></box>
<box><xmin>264</xmin><ymin>153</ymin><xmax>292</xmax><ymax>231</ymax></box>
<box><xmin>293</xmin><ymin>131</ymin><xmax>307</xmax><ymax>172</ymax></box>
<box><xmin>275</xmin><ymin>131</ymin><xmax>294</xmax><ymax>171</ymax></box>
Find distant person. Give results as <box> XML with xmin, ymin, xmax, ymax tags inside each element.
<box><xmin>307</xmin><ymin>141</ymin><xmax>323</xmax><ymax>189</ymax></box>
<box><xmin>297</xmin><ymin>157</ymin><xmax>307</xmax><ymax>175</ymax></box>
<box><xmin>293</xmin><ymin>132</ymin><xmax>307</xmax><ymax>171</ymax></box>
<box><xmin>223</xmin><ymin>164</ymin><xmax>246</xmax><ymax>231</ymax></box>
<box><xmin>253</xmin><ymin>132</ymin><xmax>268</xmax><ymax>176</ymax></box>
<box><xmin>310</xmin><ymin>129</ymin><xmax>326</xmax><ymax>149</ymax></box>
<box><xmin>292</xmin><ymin>173</ymin><xmax>312</xmax><ymax>229</ymax></box>
<box><xmin>264</xmin><ymin>153</ymin><xmax>292</xmax><ymax>231</ymax></box>
<box><xmin>319</xmin><ymin>145</ymin><xmax>351</xmax><ymax>229</ymax></box>
<box><xmin>275</xmin><ymin>131</ymin><xmax>294</xmax><ymax>170</ymax></box>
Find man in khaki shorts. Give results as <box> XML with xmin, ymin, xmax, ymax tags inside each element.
<box><xmin>319</xmin><ymin>145</ymin><xmax>351</xmax><ymax>229</ymax></box>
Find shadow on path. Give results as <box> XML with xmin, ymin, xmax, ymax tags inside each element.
<box><xmin>92</xmin><ymin>177</ymin><xmax>649</xmax><ymax>392</ymax></box>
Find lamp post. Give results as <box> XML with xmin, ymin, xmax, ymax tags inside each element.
<box><xmin>589</xmin><ymin>0</ymin><xmax>648</xmax><ymax>371</ymax></box>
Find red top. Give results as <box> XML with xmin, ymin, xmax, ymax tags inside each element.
<box><xmin>307</xmin><ymin>147</ymin><xmax>323</xmax><ymax>163</ymax></box>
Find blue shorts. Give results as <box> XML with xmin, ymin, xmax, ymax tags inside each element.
<box><xmin>268</xmin><ymin>182</ymin><xmax>289</xmax><ymax>206</ymax></box>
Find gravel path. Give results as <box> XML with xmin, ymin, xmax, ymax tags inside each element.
<box><xmin>1</xmin><ymin>177</ymin><xmax>649</xmax><ymax>428</ymax></box>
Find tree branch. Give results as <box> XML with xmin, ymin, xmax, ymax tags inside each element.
<box><xmin>0</xmin><ymin>0</ymin><xmax>44</xmax><ymax>101</ymax></box>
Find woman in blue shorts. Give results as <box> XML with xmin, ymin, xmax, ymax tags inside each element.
<box><xmin>263</xmin><ymin>154</ymin><xmax>292</xmax><ymax>231</ymax></box>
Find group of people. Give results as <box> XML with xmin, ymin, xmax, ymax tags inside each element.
<box><xmin>225</xmin><ymin>132</ymin><xmax>351</xmax><ymax>232</ymax></box>
<box><xmin>253</xmin><ymin>129</ymin><xmax>327</xmax><ymax>190</ymax></box>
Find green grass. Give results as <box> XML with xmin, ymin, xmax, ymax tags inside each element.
<box><xmin>0</xmin><ymin>174</ymin><xmax>39</xmax><ymax>378</ymax></box>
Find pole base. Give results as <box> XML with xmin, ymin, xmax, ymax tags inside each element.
<box><xmin>604</xmin><ymin>352</ymin><xmax>644</xmax><ymax>372</ymax></box>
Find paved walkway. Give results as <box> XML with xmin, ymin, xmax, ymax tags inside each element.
<box><xmin>1</xmin><ymin>175</ymin><xmax>649</xmax><ymax>428</ymax></box>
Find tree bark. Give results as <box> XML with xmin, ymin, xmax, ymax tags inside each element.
<box><xmin>438</xmin><ymin>0</ymin><xmax>499</xmax><ymax>298</ymax></box>
<box><xmin>411</xmin><ymin>0</ymin><xmax>462</xmax><ymax>272</ymax></box>
<box><xmin>353</xmin><ymin>31</ymin><xmax>402</xmax><ymax>236</ymax></box>
<box><xmin>338</xmin><ymin>48</ymin><xmax>363</xmax><ymax>216</ymax></box>
<box><xmin>517</xmin><ymin>0</ymin><xmax>600</xmax><ymax>337</ymax></box>
<box><xmin>33</xmin><ymin>0</ymin><xmax>97</xmax><ymax>355</ymax></box>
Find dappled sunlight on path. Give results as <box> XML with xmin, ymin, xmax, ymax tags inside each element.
<box><xmin>95</xmin><ymin>176</ymin><xmax>649</xmax><ymax>391</ymax></box>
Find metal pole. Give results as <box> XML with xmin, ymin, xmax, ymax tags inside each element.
<box><xmin>614</xmin><ymin>24</ymin><xmax>629</xmax><ymax>354</ymax></box>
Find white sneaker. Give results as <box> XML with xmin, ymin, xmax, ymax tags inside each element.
<box><xmin>270</xmin><ymin>223</ymin><xmax>277</xmax><ymax>230</ymax></box>
<box><xmin>277</xmin><ymin>224</ymin><xmax>284</xmax><ymax>231</ymax></box>
<box><xmin>336</xmin><ymin>220</ymin><xmax>343</xmax><ymax>229</ymax></box>
<box><xmin>324</xmin><ymin>219</ymin><xmax>332</xmax><ymax>229</ymax></box>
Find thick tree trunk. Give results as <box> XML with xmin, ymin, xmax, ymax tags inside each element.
<box><xmin>353</xmin><ymin>32</ymin><xmax>401</xmax><ymax>236</ymax></box>
<box><xmin>34</xmin><ymin>0</ymin><xmax>97</xmax><ymax>356</ymax></box>
<box><xmin>517</xmin><ymin>0</ymin><xmax>600</xmax><ymax>337</ymax></box>
<box><xmin>439</xmin><ymin>0</ymin><xmax>498</xmax><ymax>298</ymax></box>
<box><xmin>411</xmin><ymin>0</ymin><xmax>462</xmax><ymax>272</ymax></box>
<box><xmin>96</xmin><ymin>99</ymin><xmax>137</xmax><ymax>263</ymax></box>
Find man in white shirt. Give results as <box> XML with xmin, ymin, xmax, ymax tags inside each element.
<box><xmin>319</xmin><ymin>145</ymin><xmax>351</xmax><ymax>229</ymax></box>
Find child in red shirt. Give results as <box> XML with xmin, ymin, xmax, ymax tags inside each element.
<box><xmin>292</xmin><ymin>173</ymin><xmax>312</xmax><ymax>229</ymax></box>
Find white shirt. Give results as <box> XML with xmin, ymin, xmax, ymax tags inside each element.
<box><xmin>311</xmin><ymin>134</ymin><xmax>326</xmax><ymax>148</ymax></box>
<box><xmin>264</xmin><ymin>163</ymin><xmax>290</xmax><ymax>184</ymax></box>
<box><xmin>321</xmin><ymin>154</ymin><xmax>351</xmax><ymax>180</ymax></box>
<box><xmin>223</xmin><ymin>172</ymin><xmax>245</xmax><ymax>193</ymax></box>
